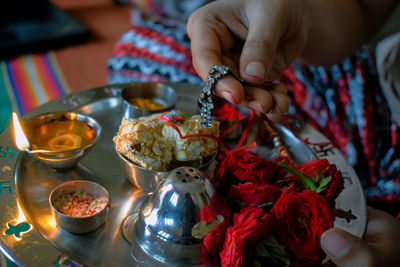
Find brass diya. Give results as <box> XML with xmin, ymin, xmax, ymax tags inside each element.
<box><xmin>13</xmin><ymin>112</ymin><xmax>101</xmax><ymax>169</ymax></box>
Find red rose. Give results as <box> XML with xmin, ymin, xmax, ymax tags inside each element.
<box><xmin>229</xmin><ymin>182</ymin><xmax>282</xmax><ymax>207</ymax></box>
<box><xmin>220</xmin><ymin>207</ymin><xmax>275</xmax><ymax>267</ymax></box>
<box><xmin>271</xmin><ymin>185</ymin><xmax>334</xmax><ymax>262</ymax></box>
<box><xmin>201</xmin><ymin>190</ymin><xmax>231</xmax><ymax>257</ymax></box>
<box><xmin>200</xmin><ymin>190</ymin><xmax>231</xmax><ymax>223</ymax></box>
<box><xmin>320</xmin><ymin>164</ymin><xmax>344</xmax><ymax>203</ymax></box>
<box><xmin>203</xmin><ymin>218</ymin><xmax>229</xmax><ymax>255</ymax></box>
<box><xmin>228</xmin><ymin>150</ymin><xmax>277</xmax><ymax>183</ymax></box>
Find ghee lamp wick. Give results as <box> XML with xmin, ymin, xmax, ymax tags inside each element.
<box><xmin>12</xmin><ymin>112</ymin><xmax>31</xmax><ymax>151</ymax></box>
<box><xmin>12</xmin><ymin>113</ymin><xmax>51</xmax><ymax>154</ymax></box>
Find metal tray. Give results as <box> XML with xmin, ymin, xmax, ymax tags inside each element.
<box><xmin>0</xmin><ymin>83</ymin><xmax>366</xmax><ymax>267</ymax></box>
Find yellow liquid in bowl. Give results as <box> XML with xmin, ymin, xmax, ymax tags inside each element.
<box><xmin>30</xmin><ymin>120</ymin><xmax>96</xmax><ymax>151</ymax></box>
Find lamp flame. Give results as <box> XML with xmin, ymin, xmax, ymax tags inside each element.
<box><xmin>12</xmin><ymin>112</ymin><xmax>30</xmax><ymax>151</ymax></box>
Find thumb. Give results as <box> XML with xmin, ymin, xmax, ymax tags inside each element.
<box><xmin>240</xmin><ymin>5</ymin><xmax>280</xmax><ymax>84</ymax></box>
<box><xmin>321</xmin><ymin>228</ymin><xmax>376</xmax><ymax>267</ymax></box>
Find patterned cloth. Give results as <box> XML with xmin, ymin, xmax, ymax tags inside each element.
<box><xmin>0</xmin><ymin>52</ymin><xmax>70</xmax><ymax>133</ymax></box>
<box><xmin>281</xmin><ymin>55</ymin><xmax>400</xmax><ymax>205</ymax></box>
<box><xmin>108</xmin><ymin>17</ymin><xmax>400</xmax><ymax>215</ymax></box>
<box><xmin>0</xmin><ymin>51</ymin><xmax>69</xmax><ymax>267</ymax></box>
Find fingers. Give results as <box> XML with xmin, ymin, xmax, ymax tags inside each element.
<box><xmin>188</xmin><ymin>5</ymin><xmax>246</xmax><ymax>104</ymax></box>
<box><xmin>270</xmin><ymin>83</ymin><xmax>289</xmax><ymax>113</ymax></box>
<box><xmin>321</xmin><ymin>207</ymin><xmax>400</xmax><ymax>267</ymax></box>
<box><xmin>188</xmin><ymin>1</ymin><xmax>290</xmax><ymax>112</ymax></box>
<box><xmin>321</xmin><ymin>228</ymin><xmax>376</xmax><ymax>267</ymax></box>
<box><xmin>187</xmin><ymin>14</ymin><xmax>225</xmax><ymax>79</ymax></box>
<box><xmin>246</xmin><ymin>86</ymin><xmax>274</xmax><ymax>112</ymax></box>
<box><xmin>245</xmin><ymin>83</ymin><xmax>289</xmax><ymax>113</ymax></box>
<box><xmin>240</xmin><ymin>1</ymin><xmax>281</xmax><ymax>83</ymax></box>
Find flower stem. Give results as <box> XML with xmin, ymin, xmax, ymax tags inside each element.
<box><xmin>278</xmin><ymin>161</ymin><xmax>318</xmax><ymax>191</ymax></box>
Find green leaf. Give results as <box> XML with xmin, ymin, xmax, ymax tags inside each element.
<box><xmin>252</xmin><ymin>258</ymin><xmax>262</xmax><ymax>267</ymax></box>
<box><xmin>322</xmin><ymin>255</ymin><xmax>330</xmax><ymax>265</ymax></box>
<box><xmin>317</xmin><ymin>176</ymin><xmax>332</xmax><ymax>192</ymax></box>
<box><xmin>257</xmin><ymin>202</ymin><xmax>273</xmax><ymax>210</ymax></box>
<box><xmin>259</xmin><ymin>236</ymin><xmax>286</xmax><ymax>250</ymax></box>
<box><xmin>254</xmin><ymin>242</ymin><xmax>272</xmax><ymax>258</ymax></box>
<box><xmin>269</xmin><ymin>252</ymin><xmax>291</xmax><ymax>267</ymax></box>
<box><xmin>315</xmin><ymin>172</ymin><xmax>325</xmax><ymax>183</ymax></box>
<box><xmin>278</xmin><ymin>161</ymin><xmax>318</xmax><ymax>191</ymax></box>
<box><xmin>255</xmin><ymin>240</ymin><xmax>291</xmax><ymax>266</ymax></box>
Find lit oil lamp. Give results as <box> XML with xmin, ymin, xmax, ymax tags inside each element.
<box><xmin>12</xmin><ymin>112</ymin><xmax>101</xmax><ymax>169</ymax></box>
<box><xmin>12</xmin><ymin>112</ymin><xmax>53</xmax><ymax>154</ymax></box>
<box><xmin>12</xmin><ymin>112</ymin><xmax>31</xmax><ymax>152</ymax></box>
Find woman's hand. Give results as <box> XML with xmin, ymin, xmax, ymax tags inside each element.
<box><xmin>187</xmin><ymin>0</ymin><xmax>399</xmax><ymax>113</ymax></box>
<box><xmin>321</xmin><ymin>207</ymin><xmax>400</xmax><ymax>266</ymax></box>
<box><xmin>187</xmin><ymin>0</ymin><xmax>308</xmax><ymax>113</ymax></box>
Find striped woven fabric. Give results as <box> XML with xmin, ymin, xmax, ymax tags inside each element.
<box><xmin>108</xmin><ymin>17</ymin><xmax>203</xmax><ymax>85</ymax></box>
<box><xmin>0</xmin><ymin>52</ymin><xmax>70</xmax><ymax>133</ymax></box>
<box><xmin>0</xmin><ymin>52</ymin><xmax>69</xmax><ymax>265</ymax></box>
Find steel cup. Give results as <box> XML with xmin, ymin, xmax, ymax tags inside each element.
<box><xmin>115</xmin><ymin>150</ymin><xmax>167</xmax><ymax>192</ymax></box>
<box><xmin>122</xmin><ymin>82</ymin><xmax>177</xmax><ymax>118</ymax></box>
<box><xmin>49</xmin><ymin>180</ymin><xmax>110</xmax><ymax>234</ymax></box>
<box><xmin>115</xmin><ymin>146</ymin><xmax>215</xmax><ymax>192</ymax></box>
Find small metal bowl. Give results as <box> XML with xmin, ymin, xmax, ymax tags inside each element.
<box><xmin>23</xmin><ymin>112</ymin><xmax>101</xmax><ymax>169</ymax></box>
<box><xmin>122</xmin><ymin>82</ymin><xmax>177</xmax><ymax>118</ymax></box>
<box><xmin>116</xmin><ymin>150</ymin><xmax>167</xmax><ymax>193</ymax></box>
<box><xmin>123</xmin><ymin>167</ymin><xmax>226</xmax><ymax>267</ymax></box>
<box><xmin>49</xmin><ymin>180</ymin><xmax>110</xmax><ymax>234</ymax></box>
<box><xmin>115</xmin><ymin>147</ymin><xmax>215</xmax><ymax>192</ymax></box>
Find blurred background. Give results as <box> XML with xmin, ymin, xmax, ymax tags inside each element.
<box><xmin>0</xmin><ymin>0</ymin><xmax>132</xmax><ymax>133</ymax></box>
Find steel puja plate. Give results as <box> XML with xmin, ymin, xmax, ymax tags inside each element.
<box><xmin>0</xmin><ymin>83</ymin><xmax>366</xmax><ymax>267</ymax></box>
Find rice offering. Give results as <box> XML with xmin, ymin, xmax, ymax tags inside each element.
<box><xmin>52</xmin><ymin>190</ymin><xmax>108</xmax><ymax>217</ymax></box>
<box><xmin>113</xmin><ymin>111</ymin><xmax>219</xmax><ymax>171</ymax></box>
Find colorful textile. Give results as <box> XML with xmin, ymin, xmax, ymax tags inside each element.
<box><xmin>108</xmin><ymin>17</ymin><xmax>202</xmax><ymax>85</ymax></box>
<box><xmin>108</xmin><ymin>17</ymin><xmax>400</xmax><ymax>215</ymax></box>
<box><xmin>280</xmin><ymin>53</ymin><xmax>400</xmax><ymax>205</ymax></box>
<box><xmin>0</xmin><ymin>52</ymin><xmax>69</xmax><ymax>264</ymax></box>
<box><xmin>0</xmin><ymin>52</ymin><xmax>69</xmax><ymax>133</ymax></box>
